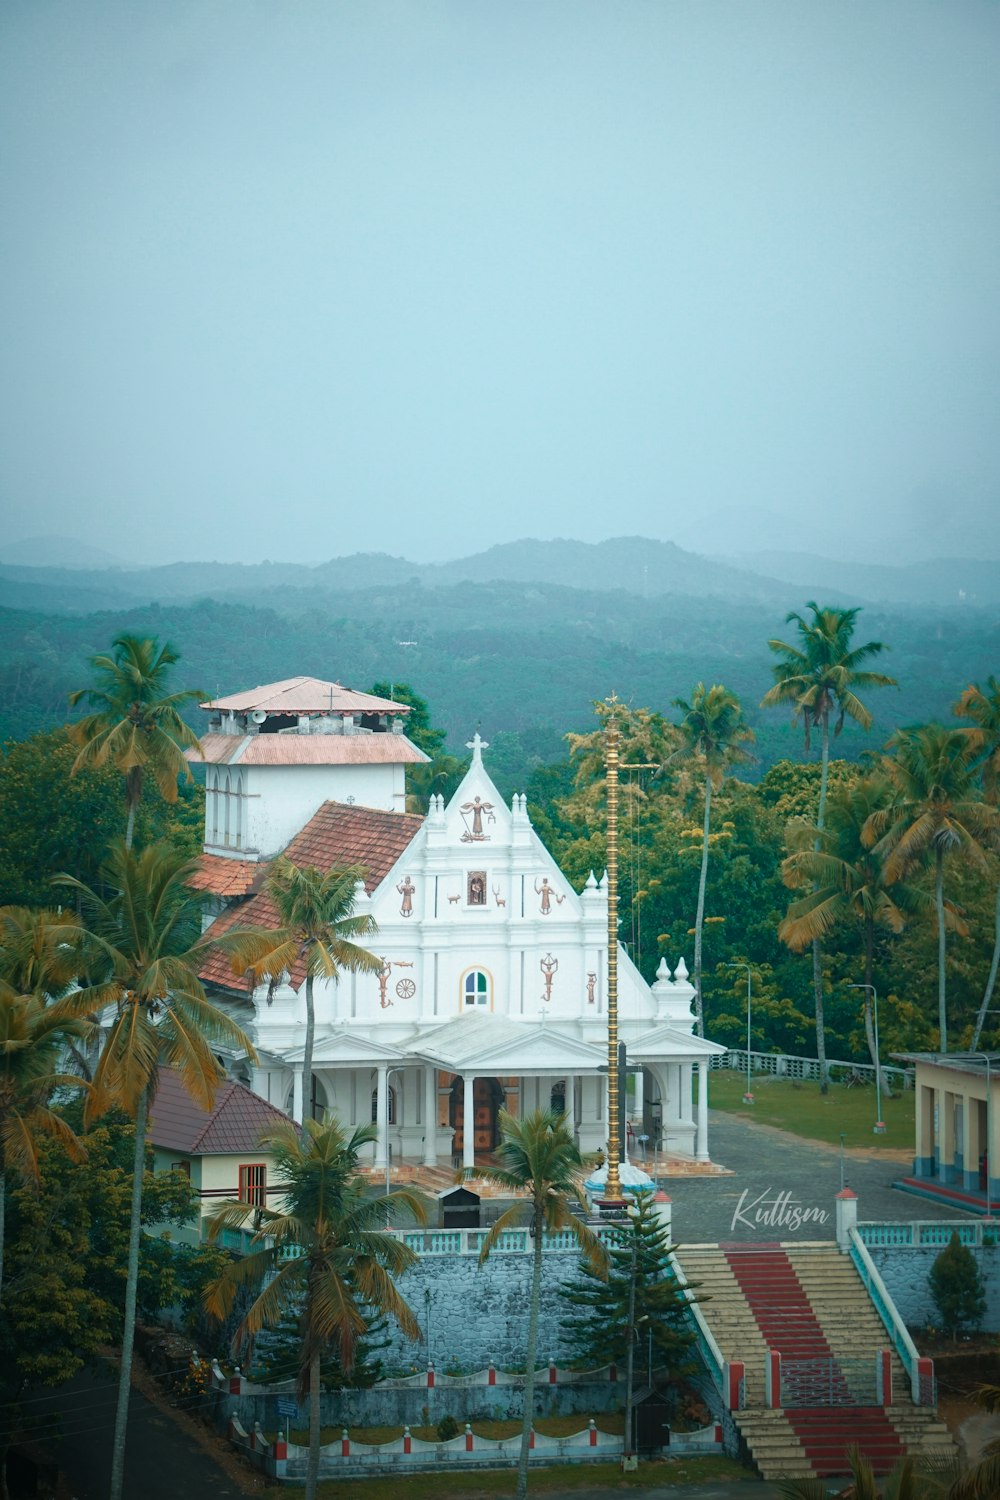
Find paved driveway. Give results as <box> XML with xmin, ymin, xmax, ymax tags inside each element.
<box><xmin>34</xmin><ymin>1361</ymin><xmax>255</xmax><ymax>1500</ymax></box>
<box><xmin>664</xmin><ymin>1109</ymin><xmax>969</xmax><ymax>1245</ymax></box>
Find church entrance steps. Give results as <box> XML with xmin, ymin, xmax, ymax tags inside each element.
<box><xmin>673</xmin><ymin>1243</ymin><xmax>959</xmax><ymax>1480</ymax></box>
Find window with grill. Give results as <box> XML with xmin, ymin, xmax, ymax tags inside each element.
<box><xmin>238</xmin><ymin>1163</ymin><xmax>267</xmax><ymax>1206</ymax></box>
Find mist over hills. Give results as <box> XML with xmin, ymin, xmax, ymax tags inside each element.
<box><xmin>1</xmin><ymin>534</ymin><xmax>998</xmax><ymax>614</ymax></box>
<box><xmin>2</xmin><ymin>529</ymin><xmax>998</xmax><ymax>790</ymax></box>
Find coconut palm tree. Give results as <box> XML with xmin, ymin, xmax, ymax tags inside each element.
<box><xmin>864</xmin><ymin>725</ymin><xmax>1000</xmax><ymax>1053</ymax></box>
<box><xmin>762</xmin><ymin>603</ymin><xmax>895</xmax><ymax>1089</ymax></box>
<box><xmin>671</xmin><ymin>684</ymin><xmax>754</xmax><ymax>1036</ymax></box>
<box><xmin>779</xmin><ymin>777</ymin><xmax>939</xmax><ymax>1091</ymax></box>
<box><xmin>205</xmin><ymin>1117</ymin><xmax>427</xmax><ymax>1500</ymax></box>
<box><xmin>56</xmin><ymin>842</ymin><xmax>255</xmax><ymax>1500</ymax></box>
<box><xmin>955</xmin><ymin>678</ymin><xmax>1000</xmax><ymax>1049</ymax></box>
<box><xmin>221</xmin><ymin>859</ymin><xmax>382</xmax><ymax>1123</ymax></box>
<box><xmin>467</xmin><ymin>1108</ymin><xmax>607</xmax><ymax>1500</ymax></box>
<box><xmin>0</xmin><ymin>904</ymin><xmax>100</xmax><ymax>1080</ymax></box>
<box><xmin>68</xmin><ymin>634</ymin><xmax>203</xmax><ymax>849</ymax></box>
<box><xmin>0</xmin><ymin>981</ymin><xmax>90</xmax><ymax>1305</ymax></box>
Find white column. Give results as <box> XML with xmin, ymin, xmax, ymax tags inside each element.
<box><xmin>374</xmin><ymin>1064</ymin><xmax>389</xmax><ymax>1170</ymax></box>
<box><xmin>423</xmin><ymin>1066</ymin><xmax>438</xmax><ymax>1167</ymax></box>
<box><xmin>680</xmin><ymin>1063</ymin><xmax>693</xmax><ymax>1122</ymax></box>
<box><xmin>634</xmin><ymin>1068</ymin><xmax>645</xmax><ymax>1121</ymax></box>
<box><xmin>463</xmin><ymin>1073</ymin><xmax>476</xmax><ymax>1170</ymax></box>
<box><xmin>696</xmin><ymin>1059</ymin><xmax>710</xmax><ymax>1162</ymax></box>
<box><xmin>292</xmin><ymin>1065</ymin><xmax>304</xmax><ymax>1125</ymax></box>
<box><xmin>566</xmin><ymin>1074</ymin><xmax>576</xmax><ymax>1132</ymax></box>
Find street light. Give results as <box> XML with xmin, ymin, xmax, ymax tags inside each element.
<box><xmin>385</xmin><ymin>1068</ymin><xmax>405</xmax><ymax>1201</ymax></box>
<box><xmin>623</xmin><ymin>1204</ymin><xmax>639</xmax><ymax>1468</ymax></box>
<box><xmin>849</xmin><ymin>985</ymin><xmax>885</xmax><ymax>1134</ymax></box>
<box><xmin>726</xmin><ymin>963</ymin><xmax>754</xmax><ymax>1103</ymax></box>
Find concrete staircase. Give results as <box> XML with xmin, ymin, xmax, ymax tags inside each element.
<box><xmin>676</xmin><ymin>1242</ymin><xmax>957</xmax><ymax>1481</ymax></box>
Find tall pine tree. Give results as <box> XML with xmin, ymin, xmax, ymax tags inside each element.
<box><xmin>558</xmin><ymin>1197</ymin><xmax>694</xmax><ymax>1381</ymax></box>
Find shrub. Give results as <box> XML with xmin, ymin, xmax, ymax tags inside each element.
<box><xmin>929</xmin><ymin>1232</ymin><xmax>986</xmax><ymax>1338</ymax></box>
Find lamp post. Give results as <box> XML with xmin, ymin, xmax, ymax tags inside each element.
<box><xmin>385</xmin><ymin>1067</ymin><xmax>404</xmax><ymax>1200</ymax></box>
<box><xmin>623</xmin><ymin>1204</ymin><xmax>639</xmax><ymax>1466</ymax></box>
<box><xmin>849</xmin><ymin>985</ymin><xmax>885</xmax><ymax>1134</ymax></box>
<box><xmin>726</xmin><ymin>963</ymin><xmax>754</xmax><ymax>1103</ymax></box>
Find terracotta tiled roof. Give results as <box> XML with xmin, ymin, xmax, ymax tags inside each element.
<box><xmin>187</xmin><ymin>733</ymin><xmax>428</xmax><ymax>766</ymax></box>
<box><xmin>189</xmin><ymin>855</ymin><xmax>261</xmax><ymax>897</ymax></box>
<box><xmin>201</xmin><ymin>677</ymin><xmax>409</xmax><ymax>715</ymax></box>
<box><xmin>199</xmin><ymin>801</ymin><xmax>423</xmax><ymax>993</ymax></box>
<box><xmin>148</xmin><ymin>1068</ymin><xmax>290</xmax><ymax>1156</ymax></box>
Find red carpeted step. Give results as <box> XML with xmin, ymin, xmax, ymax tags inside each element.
<box><xmin>786</xmin><ymin>1407</ymin><xmax>905</xmax><ymax>1476</ymax></box>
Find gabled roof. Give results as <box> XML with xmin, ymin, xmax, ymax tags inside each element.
<box><xmin>189</xmin><ymin>855</ymin><xmax>261</xmax><ymax>897</ymax></box>
<box><xmin>201</xmin><ymin>677</ymin><xmax>409</xmax><ymax>715</ymax></box>
<box><xmin>189</xmin><ymin>734</ymin><xmax>429</xmax><ymax>767</ymax></box>
<box><xmin>147</xmin><ymin>1068</ymin><xmax>290</xmax><ymax>1156</ymax></box>
<box><xmin>199</xmin><ymin>801</ymin><xmax>423</xmax><ymax>992</ymax></box>
<box><xmin>626</xmin><ymin>1022</ymin><xmax>727</xmax><ymax>1058</ymax></box>
<box><xmin>409</xmin><ymin>1014</ymin><xmax>605</xmax><ymax>1074</ymax></box>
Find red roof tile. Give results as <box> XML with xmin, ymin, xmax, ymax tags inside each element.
<box><xmin>199</xmin><ymin>801</ymin><xmax>423</xmax><ymax>992</ymax></box>
<box><xmin>189</xmin><ymin>855</ymin><xmax>261</xmax><ymax>897</ymax></box>
<box><xmin>201</xmin><ymin>677</ymin><xmax>410</xmax><ymax>715</ymax></box>
<box><xmin>188</xmin><ymin>733</ymin><xmax>428</xmax><ymax>766</ymax></box>
<box><xmin>148</xmin><ymin>1068</ymin><xmax>290</xmax><ymax>1155</ymax></box>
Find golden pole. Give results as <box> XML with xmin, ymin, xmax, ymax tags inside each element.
<box><xmin>604</xmin><ymin>696</ymin><xmax>624</xmax><ymax>1204</ymax></box>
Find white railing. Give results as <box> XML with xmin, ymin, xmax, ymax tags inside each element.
<box><xmin>859</xmin><ymin>1220</ymin><xmax>998</xmax><ymax>1249</ymax></box>
<box><xmin>382</xmin><ymin>1225</ymin><xmax>628</xmax><ymax>1257</ymax></box>
<box><xmin>667</xmin><ymin>1250</ymin><xmax>728</xmax><ymax>1402</ymax></box>
<box><xmin>712</xmin><ymin>1050</ymin><xmax>912</xmax><ymax>1090</ymax></box>
<box><xmin>848</xmin><ymin>1227</ymin><xmax>926</xmax><ymax>1404</ymax></box>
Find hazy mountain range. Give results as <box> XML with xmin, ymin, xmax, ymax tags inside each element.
<box><xmin>0</xmin><ymin>534</ymin><xmax>995</xmax><ymax>614</ymax></box>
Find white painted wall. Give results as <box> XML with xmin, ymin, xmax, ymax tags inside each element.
<box><xmin>241</xmin><ymin>763</ymin><xmax>404</xmax><ymax>856</ymax></box>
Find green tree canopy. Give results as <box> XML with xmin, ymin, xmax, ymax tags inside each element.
<box><xmin>559</xmin><ymin>1194</ymin><xmax>693</xmax><ymax>1378</ymax></box>
<box><xmin>206</xmin><ymin>1116</ymin><xmax>427</xmax><ymax>1500</ymax></box>
<box><xmin>469</xmin><ymin>1109</ymin><xmax>607</xmax><ymax>1500</ymax></box>
<box><xmin>69</xmin><ymin>634</ymin><xmax>204</xmax><ymax>848</ymax></box>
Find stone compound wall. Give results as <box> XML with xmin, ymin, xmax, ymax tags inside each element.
<box><xmin>382</xmin><ymin>1248</ymin><xmax>585</xmax><ymax>1371</ymax></box>
<box><xmin>869</xmin><ymin>1244</ymin><xmax>1000</xmax><ymax>1332</ymax></box>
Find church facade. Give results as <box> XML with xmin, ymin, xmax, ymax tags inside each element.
<box><xmin>190</xmin><ymin>677</ymin><xmax>725</xmax><ymax>1172</ymax></box>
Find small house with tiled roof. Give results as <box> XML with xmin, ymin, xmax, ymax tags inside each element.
<box><xmin>190</xmin><ymin>675</ymin><xmax>725</xmax><ymax>1177</ymax></box>
<box><xmin>147</xmin><ymin>1068</ymin><xmax>293</xmax><ymax>1245</ymax></box>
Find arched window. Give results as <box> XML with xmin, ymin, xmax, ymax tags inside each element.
<box><xmin>551</xmin><ymin>1080</ymin><xmax>566</xmax><ymax>1114</ymax></box>
<box><xmin>462</xmin><ymin>970</ymin><xmax>490</xmax><ymax>1009</ymax></box>
<box><xmin>371</xmin><ymin>1086</ymin><xmax>397</xmax><ymax>1124</ymax></box>
<box><xmin>223</xmin><ymin>770</ymin><xmax>232</xmax><ymax>846</ymax></box>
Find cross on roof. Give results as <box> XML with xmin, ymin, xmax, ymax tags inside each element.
<box><xmin>466</xmin><ymin>731</ymin><xmax>489</xmax><ymax>764</ymax></box>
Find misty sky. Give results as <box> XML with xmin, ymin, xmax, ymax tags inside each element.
<box><xmin>2</xmin><ymin>2</ymin><xmax>998</xmax><ymax>567</ymax></box>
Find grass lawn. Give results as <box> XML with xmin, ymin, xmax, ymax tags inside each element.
<box><xmin>702</xmin><ymin>1069</ymin><xmax>915</xmax><ymax>1151</ymax></box>
<box><xmin>305</xmin><ymin>1455</ymin><xmax>753</xmax><ymax>1497</ymax></box>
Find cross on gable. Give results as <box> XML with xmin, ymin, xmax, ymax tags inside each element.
<box><xmin>466</xmin><ymin>731</ymin><xmax>489</xmax><ymax>763</ymax></box>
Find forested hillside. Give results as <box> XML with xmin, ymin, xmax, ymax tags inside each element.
<box><xmin>1</xmin><ymin>579</ymin><xmax>997</xmax><ymax>783</ymax></box>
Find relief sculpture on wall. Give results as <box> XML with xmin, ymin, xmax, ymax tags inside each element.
<box><xmin>377</xmin><ymin>957</ymin><xmax>415</xmax><ymax>1008</ymax></box>
<box><xmin>459</xmin><ymin>794</ymin><xmax>496</xmax><ymax>843</ymax></box>
<box><xmin>540</xmin><ymin>952</ymin><xmax>558</xmax><ymax>1002</ymax></box>
<box><xmin>535</xmin><ymin>876</ymin><xmax>565</xmax><ymax>914</ymax></box>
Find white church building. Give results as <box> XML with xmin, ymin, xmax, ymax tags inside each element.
<box><xmin>190</xmin><ymin>676</ymin><xmax>725</xmax><ymax>1172</ymax></box>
